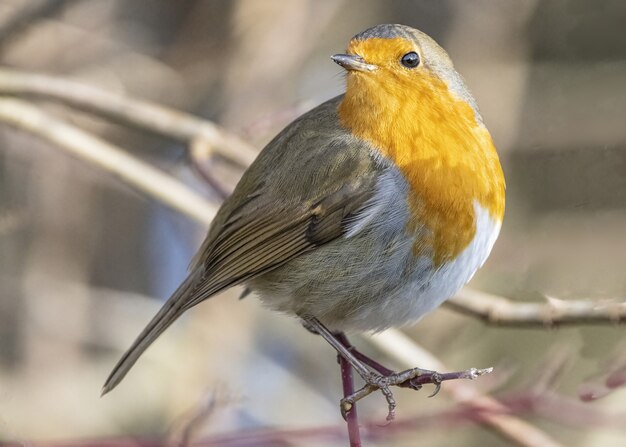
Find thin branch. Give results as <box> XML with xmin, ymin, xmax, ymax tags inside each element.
<box><xmin>447</xmin><ymin>289</ymin><xmax>626</xmax><ymax>327</ymax></box>
<box><xmin>336</xmin><ymin>333</ymin><xmax>362</xmax><ymax>447</ymax></box>
<box><xmin>0</xmin><ymin>68</ymin><xmax>258</xmax><ymax>167</ymax></box>
<box><xmin>189</xmin><ymin>137</ymin><xmax>231</xmax><ymax>200</ymax></box>
<box><xmin>0</xmin><ymin>98</ymin><xmax>218</xmax><ymax>226</ymax></box>
<box><xmin>177</xmin><ymin>392</ymin><xmax>218</xmax><ymax>447</ymax></box>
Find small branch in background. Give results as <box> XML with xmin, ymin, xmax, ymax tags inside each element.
<box><xmin>501</xmin><ymin>388</ymin><xmax>626</xmax><ymax>430</ymax></box>
<box><xmin>0</xmin><ymin>68</ymin><xmax>258</xmax><ymax>167</ymax></box>
<box><xmin>447</xmin><ymin>289</ymin><xmax>626</xmax><ymax>327</ymax></box>
<box><xmin>0</xmin><ymin>98</ymin><xmax>218</xmax><ymax>226</ymax></box>
<box><xmin>578</xmin><ymin>346</ymin><xmax>626</xmax><ymax>402</ymax></box>
<box><xmin>499</xmin><ymin>347</ymin><xmax>626</xmax><ymax>429</ymax></box>
<box><xmin>173</xmin><ymin>391</ymin><xmax>219</xmax><ymax>447</ymax></box>
<box><xmin>189</xmin><ymin>137</ymin><xmax>231</xmax><ymax>200</ymax></box>
<box><xmin>180</xmin><ymin>398</ymin><xmax>217</xmax><ymax>447</ymax></box>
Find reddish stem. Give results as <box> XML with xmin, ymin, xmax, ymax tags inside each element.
<box><xmin>336</xmin><ymin>332</ymin><xmax>362</xmax><ymax>447</ymax></box>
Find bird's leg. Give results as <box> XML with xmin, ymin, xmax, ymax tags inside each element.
<box><xmin>303</xmin><ymin>317</ymin><xmax>442</xmax><ymax>421</ymax></box>
<box><xmin>333</xmin><ymin>332</ymin><xmax>392</xmax><ymax>374</ymax></box>
<box><xmin>303</xmin><ymin>317</ymin><xmax>375</xmax><ymax>380</ymax></box>
<box><xmin>335</xmin><ymin>332</ymin><xmax>438</xmax><ymax>392</ymax></box>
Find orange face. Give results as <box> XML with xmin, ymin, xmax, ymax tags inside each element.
<box><xmin>338</xmin><ymin>37</ymin><xmax>505</xmax><ymax>266</ymax></box>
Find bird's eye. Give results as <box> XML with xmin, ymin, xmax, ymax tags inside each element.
<box><xmin>401</xmin><ymin>52</ymin><xmax>420</xmax><ymax>68</ymax></box>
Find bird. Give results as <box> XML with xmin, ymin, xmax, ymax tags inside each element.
<box><xmin>102</xmin><ymin>23</ymin><xmax>505</xmax><ymax>420</ymax></box>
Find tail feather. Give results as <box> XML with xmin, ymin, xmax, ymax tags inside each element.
<box><xmin>101</xmin><ymin>267</ymin><xmax>205</xmax><ymax>395</ymax></box>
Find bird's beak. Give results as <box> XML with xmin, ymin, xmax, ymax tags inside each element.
<box><xmin>331</xmin><ymin>54</ymin><xmax>377</xmax><ymax>72</ymax></box>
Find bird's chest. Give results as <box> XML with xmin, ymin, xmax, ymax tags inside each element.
<box><xmin>382</xmin><ymin>138</ymin><xmax>504</xmax><ymax>268</ymax></box>
<box><xmin>338</xmin><ymin>81</ymin><xmax>505</xmax><ymax>266</ymax></box>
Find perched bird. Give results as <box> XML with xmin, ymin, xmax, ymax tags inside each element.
<box><xmin>103</xmin><ymin>23</ymin><xmax>505</xmax><ymax>418</ymax></box>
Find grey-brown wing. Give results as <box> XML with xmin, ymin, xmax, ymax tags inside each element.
<box><xmin>102</xmin><ymin>95</ymin><xmax>379</xmax><ymax>394</ymax></box>
<box><xmin>181</xmin><ymin>180</ymin><xmax>375</xmax><ymax>310</ymax></box>
<box><xmin>102</xmin><ymin>179</ymin><xmax>375</xmax><ymax>394</ymax></box>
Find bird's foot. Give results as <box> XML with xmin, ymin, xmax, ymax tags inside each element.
<box><xmin>340</xmin><ymin>367</ymin><xmax>443</xmax><ymax>421</ymax></box>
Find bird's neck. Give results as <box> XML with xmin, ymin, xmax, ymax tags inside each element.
<box><xmin>338</xmin><ymin>72</ymin><xmax>505</xmax><ymax>265</ymax></box>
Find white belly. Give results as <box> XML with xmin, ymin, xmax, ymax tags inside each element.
<box><xmin>361</xmin><ymin>202</ymin><xmax>501</xmax><ymax>331</ymax></box>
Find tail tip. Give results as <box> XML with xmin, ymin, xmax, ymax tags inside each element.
<box><xmin>101</xmin><ymin>384</ymin><xmax>111</xmax><ymax>397</ymax></box>
<box><xmin>101</xmin><ymin>378</ymin><xmax>117</xmax><ymax>397</ymax></box>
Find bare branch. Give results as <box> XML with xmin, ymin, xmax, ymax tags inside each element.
<box><xmin>0</xmin><ymin>68</ymin><xmax>258</xmax><ymax>167</ymax></box>
<box><xmin>447</xmin><ymin>289</ymin><xmax>626</xmax><ymax>327</ymax></box>
<box><xmin>0</xmin><ymin>98</ymin><xmax>218</xmax><ymax>226</ymax></box>
<box><xmin>176</xmin><ymin>392</ymin><xmax>218</xmax><ymax>447</ymax></box>
<box><xmin>189</xmin><ymin>137</ymin><xmax>231</xmax><ymax>200</ymax></box>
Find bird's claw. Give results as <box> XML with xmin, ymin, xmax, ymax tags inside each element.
<box><xmin>341</xmin><ymin>382</ymin><xmax>397</xmax><ymax>422</ymax></box>
<box><xmin>427</xmin><ymin>372</ymin><xmax>443</xmax><ymax>398</ymax></box>
<box><xmin>341</xmin><ymin>367</ymin><xmax>444</xmax><ymax>422</ymax></box>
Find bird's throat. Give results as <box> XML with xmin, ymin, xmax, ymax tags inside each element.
<box><xmin>338</xmin><ymin>71</ymin><xmax>505</xmax><ymax>266</ymax></box>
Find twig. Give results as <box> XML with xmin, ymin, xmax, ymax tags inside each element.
<box><xmin>447</xmin><ymin>288</ymin><xmax>626</xmax><ymax>327</ymax></box>
<box><xmin>189</xmin><ymin>137</ymin><xmax>231</xmax><ymax>200</ymax></box>
<box><xmin>0</xmin><ymin>98</ymin><xmax>218</xmax><ymax>226</ymax></box>
<box><xmin>0</xmin><ymin>91</ymin><xmax>562</xmax><ymax>446</ymax></box>
<box><xmin>343</xmin><ymin>337</ymin><xmax>492</xmax><ymax>391</ymax></box>
<box><xmin>177</xmin><ymin>392</ymin><xmax>218</xmax><ymax>447</ymax></box>
<box><xmin>0</xmin><ymin>68</ymin><xmax>257</xmax><ymax>167</ymax></box>
<box><xmin>336</xmin><ymin>333</ymin><xmax>362</xmax><ymax>447</ymax></box>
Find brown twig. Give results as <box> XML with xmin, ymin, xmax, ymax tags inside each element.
<box><xmin>0</xmin><ymin>68</ymin><xmax>258</xmax><ymax>168</ymax></box>
<box><xmin>447</xmin><ymin>288</ymin><xmax>626</xmax><ymax>327</ymax></box>
<box><xmin>0</xmin><ymin>98</ymin><xmax>218</xmax><ymax>226</ymax></box>
<box><xmin>177</xmin><ymin>393</ymin><xmax>218</xmax><ymax>447</ymax></box>
<box><xmin>189</xmin><ymin>137</ymin><xmax>231</xmax><ymax>200</ymax></box>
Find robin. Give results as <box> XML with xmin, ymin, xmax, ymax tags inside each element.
<box><xmin>102</xmin><ymin>23</ymin><xmax>505</xmax><ymax>419</ymax></box>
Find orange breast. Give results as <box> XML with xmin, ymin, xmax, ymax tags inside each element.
<box><xmin>338</xmin><ymin>66</ymin><xmax>505</xmax><ymax>266</ymax></box>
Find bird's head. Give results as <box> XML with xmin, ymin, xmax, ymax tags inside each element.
<box><xmin>333</xmin><ymin>24</ymin><xmax>479</xmax><ymax>118</ymax></box>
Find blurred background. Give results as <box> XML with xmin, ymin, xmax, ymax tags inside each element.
<box><xmin>0</xmin><ymin>0</ymin><xmax>625</xmax><ymax>446</ymax></box>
